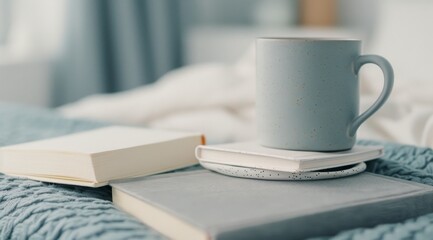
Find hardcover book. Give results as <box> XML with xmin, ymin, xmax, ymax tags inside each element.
<box><xmin>0</xmin><ymin>126</ymin><xmax>204</xmax><ymax>187</ymax></box>
<box><xmin>196</xmin><ymin>141</ymin><xmax>383</xmax><ymax>172</ymax></box>
<box><xmin>111</xmin><ymin>170</ymin><xmax>433</xmax><ymax>240</ymax></box>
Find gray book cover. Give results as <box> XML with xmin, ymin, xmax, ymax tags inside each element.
<box><xmin>111</xmin><ymin>170</ymin><xmax>433</xmax><ymax>240</ymax></box>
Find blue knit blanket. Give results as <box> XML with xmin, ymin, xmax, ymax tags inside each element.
<box><xmin>1</xmin><ymin>104</ymin><xmax>433</xmax><ymax>240</ymax></box>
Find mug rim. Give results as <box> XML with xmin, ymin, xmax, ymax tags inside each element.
<box><xmin>257</xmin><ymin>37</ymin><xmax>360</xmax><ymax>42</ymax></box>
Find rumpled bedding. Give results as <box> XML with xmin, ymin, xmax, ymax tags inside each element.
<box><xmin>1</xmin><ymin>103</ymin><xmax>433</xmax><ymax>239</ymax></box>
<box><xmin>59</xmin><ymin>47</ymin><xmax>257</xmax><ymax>144</ymax></box>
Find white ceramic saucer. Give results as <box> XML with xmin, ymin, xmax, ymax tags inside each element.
<box><xmin>200</xmin><ymin>161</ymin><xmax>366</xmax><ymax>181</ymax></box>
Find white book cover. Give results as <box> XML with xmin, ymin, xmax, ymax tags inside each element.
<box><xmin>195</xmin><ymin>141</ymin><xmax>383</xmax><ymax>172</ymax></box>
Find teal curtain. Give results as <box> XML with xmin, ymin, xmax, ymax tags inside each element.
<box><xmin>54</xmin><ymin>0</ymin><xmax>183</xmax><ymax>106</ymax></box>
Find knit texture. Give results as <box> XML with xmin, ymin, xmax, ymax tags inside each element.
<box><xmin>1</xmin><ymin>104</ymin><xmax>433</xmax><ymax>240</ymax></box>
<box><xmin>314</xmin><ymin>140</ymin><xmax>433</xmax><ymax>240</ymax></box>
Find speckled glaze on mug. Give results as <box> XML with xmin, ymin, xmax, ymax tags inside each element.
<box><xmin>256</xmin><ymin>38</ymin><xmax>393</xmax><ymax>151</ymax></box>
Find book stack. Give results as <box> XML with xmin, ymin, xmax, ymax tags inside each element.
<box><xmin>2</xmin><ymin>126</ymin><xmax>433</xmax><ymax>240</ymax></box>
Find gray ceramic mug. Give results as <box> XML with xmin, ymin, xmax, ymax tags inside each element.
<box><xmin>256</xmin><ymin>38</ymin><xmax>393</xmax><ymax>151</ymax></box>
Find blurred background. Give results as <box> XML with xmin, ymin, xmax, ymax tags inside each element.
<box><xmin>0</xmin><ymin>0</ymin><xmax>380</xmax><ymax>106</ymax></box>
<box><xmin>0</xmin><ymin>0</ymin><xmax>432</xmax><ymax>145</ymax></box>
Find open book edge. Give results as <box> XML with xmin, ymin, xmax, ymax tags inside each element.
<box><xmin>6</xmin><ymin>160</ymin><xmax>198</xmax><ymax>187</ymax></box>
<box><xmin>8</xmin><ymin>173</ymin><xmax>106</xmax><ymax>187</ymax></box>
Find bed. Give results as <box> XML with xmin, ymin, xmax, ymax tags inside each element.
<box><xmin>1</xmin><ymin>103</ymin><xmax>433</xmax><ymax>240</ymax></box>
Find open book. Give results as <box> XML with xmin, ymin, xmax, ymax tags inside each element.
<box><xmin>0</xmin><ymin>126</ymin><xmax>204</xmax><ymax>187</ymax></box>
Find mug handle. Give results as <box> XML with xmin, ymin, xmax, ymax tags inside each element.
<box><xmin>348</xmin><ymin>55</ymin><xmax>394</xmax><ymax>137</ymax></box>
